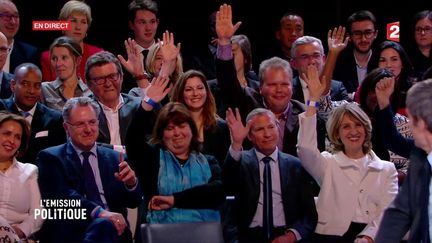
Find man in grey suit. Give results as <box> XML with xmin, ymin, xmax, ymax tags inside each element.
<box><xmin>375</xmin><ymin>79</ymin><xmax>432</xmax><ymax>243</ymax></box>
<box><xmin>223</xmin><ymin>107</ymin><xmax>317</xmax><ymax>243</ymax></box>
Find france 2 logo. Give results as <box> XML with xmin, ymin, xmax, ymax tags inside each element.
<box><xmin>387</xmin><ymin>22</ymin><xmax>400</xmax><ymax>42</ymax></box>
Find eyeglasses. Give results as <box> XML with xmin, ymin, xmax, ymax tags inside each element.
<box><xmin>0</xmin><ymin>47</ymin><xmax>10</xmax><ymax>55</ymax></box>
<box><xmin>90</xmin><ymin>73</ymin><xmax>121</xmax><ymax>85</ymax></box>
<box><xmin>351</xmin><ymin>30</ymin><xmax>376</xmax><ymax>39</ymax></box>
<box><xmin>66</xmin><ymin>119</ymin><xmax>99</xmax><ymax>129</ymax></box>
<box><xmin>0</xmin><ymin>13</ymin><xmax>20</xmax><ymax>21</ymax></box>
<box><xmin>415</xmin><ymin>26</ymin><xmax>432</xmax><ymax>35</ymax></box>
<box><xmin>296</xmin><ymin>53</ymin><xmax>323</xmax><ymax>61</ymax></box>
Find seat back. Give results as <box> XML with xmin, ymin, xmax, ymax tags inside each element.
<box><xmin>141</xmin><ymin>222</ymin><xmax>224</xmax><ymax>243</ymax></box>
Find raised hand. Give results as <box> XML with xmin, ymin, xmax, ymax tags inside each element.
<box><xmin>302</xmin><ymin>65</ymin><xmax>325</xmax><ymax>101</ymax></box>
<box><xmin>146</xmin><ymin>75</ymin><xmax>171</xmax><ymax>102</ymax></box>
<box><xmin>216</xmin><ymin>4</ymin><xmax>241</xmax><ymax>44</ymax></box>
<box><xmin>159</xmin><ymin>30</ymin><xmax>181</xmax><ymax>62</ymax></box>
<box><xmin>375</xmin><ymin>76</ymin><xmax>395</xmax><ymax>109</ymax></box>
<box><xmin>117</xmin><ymin>38</ymin><xmax>145</xmax><ymax>77</ymax></box>
<box><xmin>328</xmin><ymin>26</ymin><xmax>349</xmax><ymax>54</ymax></box>
<box><xmin>226</xmin><ymin>108</ymin><xmax>250</xmax><ymax>150</ymax></box>
<box><xmin>114</xmin><ymin>152</ymin><xmax>137</xmax><ymax>187</ymax></box>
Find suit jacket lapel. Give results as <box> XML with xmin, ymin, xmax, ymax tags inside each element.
<box><xmin>244</xmin><ymin>149</ymin><xmax>260</xmax><ymax>196</ymax></box>
<box><xmin>66</xmin><ymin>142</ymin><xmax>84</xmax><ymax>179</ymax></box>
<box><xmin>278</xmin><ymin>152</ymin><xmax>289</xmax><ymax>197</ymax></box>
<box><xmin>31</xmin><ymin>104</ymin><xmax>45</xmax><ymax>131</ymax></box>
<box><xmin>4</xmin><ymin>97</ymin><xmax>18</xmax><ymax>114</ymax></box>
<box><xmin>118</xmin><ymin>94</ymin><xmax>132</xmax><ymax>144</ymax></box>
<box><xmin>292</xmin><ymin>77</ymin><xmax>305</xmax><ymax>103</ymax></box>
<box><xmin>96</xmin><ymin>147</ymin><xmax>114</xmax><ymax>197</ymax></box>
<box><xmin>97</xmin><ymin>102</ymin><xmax>110</xmax><ymax>143</ymax></box>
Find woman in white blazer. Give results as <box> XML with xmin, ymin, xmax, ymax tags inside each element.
<box><xmin>296</xmin><ymin>66</ymin><xmax>398</xmax><ymax>243</ymax></box>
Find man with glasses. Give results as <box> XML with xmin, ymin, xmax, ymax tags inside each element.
<box><xmin>0</xmin><ymin>31</ymin><xmax>13</xmax><ymax>98</ymax></box>
<box><xmin>290</xmin><ymin>36</ymin><xmax>349</xmax><ymax>104</ymax></box>
<box><xmin>333</xmin><ymin>10</ymin><xmax>379</xmax><ymax>99</ymax></box>
<box><xmin>0</xmin><ymin>0</ymin><xmax>39</xmax><ymax>73</ymax></box>
<box><xmin>0</xmin><ymin>63</ymin><xmax>66</xmax><ymax>164</ymax></box>
<box><xmin>36</xmin><ymin>96</ymin><xmax>142</xmax><ymax>243</ymax></box>
<box><xmin>85</xmin><ymin>51</ymin><xmax>143</xmax><ymax>151</ymax></box>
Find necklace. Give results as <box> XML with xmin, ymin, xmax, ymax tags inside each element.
<box><xmin>0</xmin><ymin>161</ymin><xmax>12</xmax><ymax>172</ymax></box>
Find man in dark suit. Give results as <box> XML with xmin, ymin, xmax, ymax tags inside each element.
<box><xmin>0</xmin><ymin>31</ymin><xmax>12</xmax><ymax>98</ymax></box>
<box><xmin>0</xmin><ymin>63</ymin><xmax>66</xmax><ymax>164</ymax></box>
<box><xmin>85</xmin><ymin>51</ymin><xmax>145</xmax><ymax>151</ymax></box>
<box><xmin>290</xmin><ymin>35</ymin><xmax>350</xmax><ymax>103</ymax></box>
<box><xmin>0</xmin><ymin>0</ymin><xmax>39</xmax><ymax>73</ymax></box>
<box><xmin>37</xmin><ymin>96</ymin><xmax>142</xmax><ymax>242</ymax></box>
<box><xmin>375</xmin><ymin>79</ymin><xmax>432</xmax><ymax>243</ymax></box>
<box><xmin>223</xmin><ymin>107</ymin><xmax>317</xmax><ymax>243</ymax></box>
<box><xmin>215</xmin><ymin>5</ymin><xmax>326</xmax><ymax>156</ymax></box>
<box><xmin>333</xmin><ymin>10</ymin><xmax>379</xmax><ymax>97</ymax></box>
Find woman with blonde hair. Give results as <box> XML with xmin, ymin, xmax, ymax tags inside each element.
<box><xmin>297</xmin><ymin>66</ymin><xmax>398</xmax><ymax>242</ymax></box>
<box><xmin>40</xmin><ymin>0</ymin><xmax>103</xmax><ymax>82</ymax></box>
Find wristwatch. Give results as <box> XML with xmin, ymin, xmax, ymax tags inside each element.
<box><xmin>306</xmin><ymin>100</ymin><xmax>320</xmax><ymax>108</ymax></box>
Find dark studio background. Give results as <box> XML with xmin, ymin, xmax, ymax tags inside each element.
<box><xmin>13</xmin><ymin>0</ymin><xmax>432</xmax><ymax>73</ymax></box>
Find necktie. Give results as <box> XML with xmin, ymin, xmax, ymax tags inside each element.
<box><xmin>262</xmin><ymin>156</ymin><xmax>273</xmax><ymax>241</ymax></box>
<box><xmin>81</xmin><ymin>151</ymin><xmax>104</xmax><ymax>207</ymax></box>
<box><xmin>21</xmin><ymin>111</ymin><xmax>31</xmax><ymax>118</ymax></box>
<box><xmin>142</xmin><ymin>49</ymin><xmax>149</xmax><ymax>66</ymax></box>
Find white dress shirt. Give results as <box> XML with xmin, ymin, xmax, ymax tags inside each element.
<box><xmin>70</xmin><ymin>143</ymin><xmax>108</xmax><ymax>209</ymax></box>
<box><xmin>98</xmin><ymin>96</ymin><xmax>124</xmax><ymax>146</ymax></box>
<box><xmin>297</xmin><ymin>112</ymin><xmax>398</xmax><ymax>239</ymax></box>
<box><xmin>229</xmin><ymin>146</ymin><xmax>301</xmax><ymax>240</ymax></box>
<box><xmin>0</xmin><ymin>158</ymin><xmax>44</xmax><ymax>238</ymax></box>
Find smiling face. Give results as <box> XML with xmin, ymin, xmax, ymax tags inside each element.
<box><xmin>276</xmin><ymin>15</ymin><xmax>304</xmax><ymax>51</ymax></box>
<box><xmin>163</xmin><ymin>121</ymin><xmax>192</xmax><ymax>159</ymax></box>
<box><xmin>87</xmin><ymin>62</ymin><xmax>122</xmax><ymax>106</ymax></box>
<box><xmin>0</xmin><ymin>120</ymin><xmax>22</xmax><ymax>162</ymax></box>
<box><xmin>64</xmin><ymin>12</ymin><xmax>89</xmax><ymax>43</ymax></box>
<box><xmin>64</xmin><ymin>105</ymin><xmax>99</xmax><ymax>151</ymax></box>
<box><xmin>260</xmin><ymin>68</ymin><xmax>292</xmax><ymax>115</ymax></box>
<box><xmin>248</xmin><ymin>113</ymin><xmax>279</xmax><ymax>155</ymax></box>
<box><xmin>183</xmin><ymin>77</ymin><xmax>207</xmax><ymax>112</ymax></box>
<box><xmin>338</xmin><ymin>114</ymin><xmax>366</xmax><ymax>158</ymax></box>
<box><xmin>0</xmin><ymin>1</ymin><xmax>19</xmax><ymax>42</ymax></box>
<box><xmin>378</xmin><ymin>48</ymin><xmax>402</xmax><ymax>78</ymax></box>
